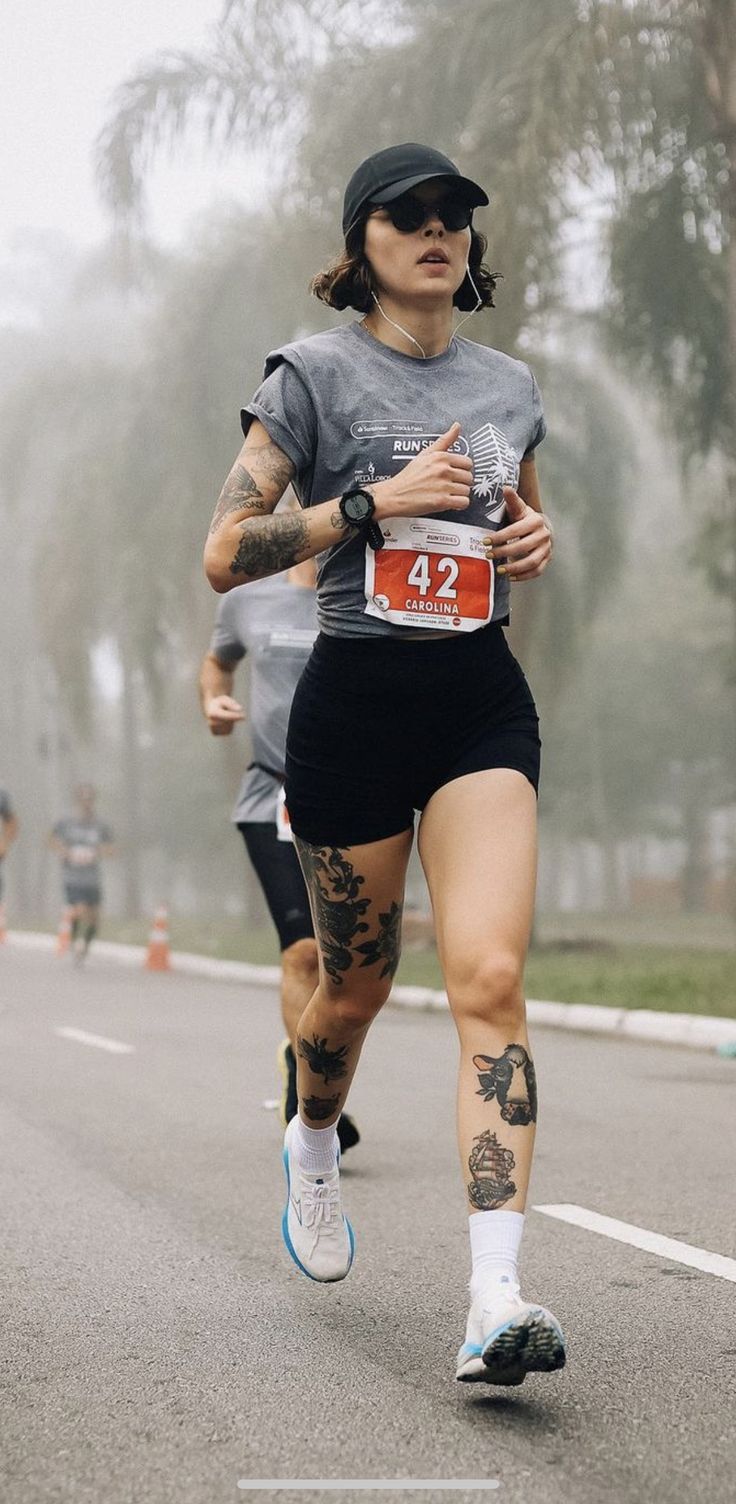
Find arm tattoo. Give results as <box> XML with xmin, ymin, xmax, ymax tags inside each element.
<box><xmin>229</xmin><ymin>513</ymin><xmax>309</xmax><ymax>578</ymax></box>
<box><xmin>209</xmin><ymin>444</ymin><xmax>295</xmax><ymax>534</ymax></box>
<box><xmin>473</xmin><ymin>1043</ymin><xmax>538</xmax><ymax>1126</ymax></box>
<box><xmin>298</xmin><ymin>1034</ymin><xmax>348</xmax><ymax>1085</ymax></box>
<box><xmin>467</xmin><ymin>1130</ymin><xmax>517</xmax><ymax>1210</ymax></box>
<box><xmin>302</xmin><ymin>1092</ymin><xmax>341</xmax><ymax>1121</ymax></box>
<box><xmin>209</xmin><ymin>464</ymin><xmax>267</xmax><ymax>533</ymax></box>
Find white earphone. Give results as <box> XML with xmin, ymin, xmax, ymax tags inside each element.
<box><xmin>370</xmin><ymin>261</ymin><xmax>483</xmax><ymax>358</ymax></box>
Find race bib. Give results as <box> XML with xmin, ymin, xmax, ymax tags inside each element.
<box><xmin>275</xmin><ymin>785</ymin><xmax>293</xmax><ymax>843</ymax></box>
<box><xmin>364</xmin><ymin>517</ymin><xmax>494</xmax><ymax>632</ymax></box>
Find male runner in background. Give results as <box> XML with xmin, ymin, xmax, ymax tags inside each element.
<box><xmin>199</xmin><ymin>557</ymin><xmax>359</xmax><ymax>1152</ymax></box>
<box><xmin>0</xmin><ymin>787</ymin><xmax>19</xmax><ymax>905</ymax></box>
<box><xmin>49</xmin><ymin>785</ymin><xmax>115</xmax><ymax>962</ymax></box>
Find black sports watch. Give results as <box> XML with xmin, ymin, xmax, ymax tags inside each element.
<box><xmin>339</xmin><ymin>487</ymin><xmax>385</xmax><ymax>551</ymax></box>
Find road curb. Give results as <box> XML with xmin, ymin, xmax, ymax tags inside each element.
<box><xmin>6</xmin><ymin>929</ymin><xmax>735</xmax><ymax>1052</ymax></box>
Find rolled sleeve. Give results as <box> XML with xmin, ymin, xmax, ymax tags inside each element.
<box><xmin>241</xmin><ymin>358</ymin><xmax>317</xmax><ymax>477</ymax></box>
<box><xmin>522</xmin><ymin>368</ymin><xmax>546</xmax><ymax>458</ymax></box>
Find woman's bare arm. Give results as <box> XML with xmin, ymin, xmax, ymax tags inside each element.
<box><xmin>204</xmin><ymin>418</ymin><xmax>475</xmax><ymax>592</ymax></box>
<box><xmin>204</xmin><ymin>420</ymin><xmax>354</xmax><ymax>592</ymax></box>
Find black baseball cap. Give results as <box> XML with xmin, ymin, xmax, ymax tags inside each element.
<box><xmin>342</xmin><ymin>143</ymin><xmax>489</xmax><ymax>235</ymax></box>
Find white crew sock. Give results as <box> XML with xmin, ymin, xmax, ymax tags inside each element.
<box><xmin>469</xmin><ymin>1210</ymin><xmax>525</xmax><ymax>1299</ymax></box>
<box><xmin>293</xmin><ymin>1114</ymin><xmax>339</xmax><ymax>1174</ymax></box>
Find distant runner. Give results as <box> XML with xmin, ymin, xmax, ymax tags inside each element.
<box><xmin>199</xmin><ymin>557</ymin><xmax>359</xmax><ymax>1153</ymax></box>
<box><xmin>49</xmin><ymin>785</ymin><xmax>114</xmax><ymax>962</ymax></box>
<box><xmin>0</xmin><ymin>786</ymin><xmax>19</xmax><ymax>904</ymax></box>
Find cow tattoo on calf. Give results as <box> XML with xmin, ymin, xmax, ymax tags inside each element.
<box><xmin>473</xmin><ymin>1043</ymin><xmax>538</xmax><ymax>1126</ymax></box>
<box><xmin>467</xmin><ymin>1130</ymin><xmax>517</xmax><ymax>1210</ymax></box>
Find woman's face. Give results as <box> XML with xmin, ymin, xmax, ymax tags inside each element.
<box><xmin>362</xmin><ymin>178</ymin><xmax>473</xmax><ymax>306</ymax></box>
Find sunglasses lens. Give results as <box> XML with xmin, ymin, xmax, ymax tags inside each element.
<box><xmin>388</xmin><ymin>197</ymin><xmax>426</xmax><ymax>232</ymax></box>
<box><xmin>373</xmin><ymin>195</ymin><xmax>473</xmax><ymax>233</ymax></box>
<box><xmin>440</xmin><ymin>200</ymin><xmax>472</xmax><ymax>231</ymax></box>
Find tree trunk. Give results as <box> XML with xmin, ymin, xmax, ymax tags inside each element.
<box><xmin>120</xmin><ymin>646</ymin><xmax>143</xmax><ymax>920</ymax></box>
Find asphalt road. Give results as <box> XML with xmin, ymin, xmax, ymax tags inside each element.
<box><xmin>1</xmin><ymin>946</ymin><xmax>734</xmax><ymax>1504</ymax></box>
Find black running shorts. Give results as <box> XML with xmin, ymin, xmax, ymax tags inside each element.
<box><xmin>63</xmin><ymin>882</ymin><xmax>102</xmax><ymax>907</ymax></box>
<box><xmin>285</xmin><ymin>623</ymin><xmax>541</xmax><ymax>847</ymax></box>
<box><xmin>238</xmin><ymin>821</ymin><xmax>315</xmax><ymax>951</ymax></box>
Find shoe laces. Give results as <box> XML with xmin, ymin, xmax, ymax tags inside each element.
<box><xmin>302</xmin><ymin>1176</ymin><xmax>341</xmax><ymax>1235</ymax></box>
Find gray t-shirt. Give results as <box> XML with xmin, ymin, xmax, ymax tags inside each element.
<box><xmin>53</xmin><ymin>817</ymin><xmax>113</xmax><ymax>891</ymax></box>
<box><xmin>0</xmin><ymin>789</ymin><xmax>12</xmax><ymax>866</ymax></box>
<box><xmin>242</xmin><ymin>322</ymin><xmax>545</xmax><ymax>638</ymax></box>
<box><xmin>210</xmin><ymin>578</ymin><xmax>318</xmax><ymax>823</ymax></box>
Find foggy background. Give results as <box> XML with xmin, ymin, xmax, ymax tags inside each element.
<box><xmin>1</xmin><ymin>0</ymin><xmax>734</xmax><ymax>957</ymax></box>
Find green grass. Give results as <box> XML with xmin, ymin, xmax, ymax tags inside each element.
<box><xmin>23</xmin><ymin>914</ymin><xmax>732</xmax><ymax>1020</ymax></box>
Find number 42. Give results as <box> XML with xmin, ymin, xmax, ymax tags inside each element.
<box><xmin>406</xmin><ymin>553</ymin><xmax>459</xmax><ymax>599</ymax></box>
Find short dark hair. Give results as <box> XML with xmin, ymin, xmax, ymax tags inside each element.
<box><xmin>310</xmin><ymin>220</ymin><xmax>499</xmax><ymax>314</ymax></box>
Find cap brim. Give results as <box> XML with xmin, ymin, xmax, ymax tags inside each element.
<box><xmin>371</xmin><ymin>171</ymin><xmax>488</xmax><ymax>209</ymax></box>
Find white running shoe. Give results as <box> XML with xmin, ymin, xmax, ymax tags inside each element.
<box><xmin>456</xmin><ymin>1280</ymin><xmax>566</xmax><ymax>1385</ymax></box>
<box><xmin>281</xmin><ymin>1117</ymin><xmax>354</xmax><ymax>1283</ymax></box>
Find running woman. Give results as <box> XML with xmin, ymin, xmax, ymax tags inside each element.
<box><xmin>0</xmin><ymin>787</ymin><xmax>19</xmax><ymax>904</ymax></box>
<box><xmin>198</xmin><ymin>555</ymin><xmax>359</xmax><ymax>1152</ymax></box>
<box><xmin>49</xmin><ymin>785</ymin><xmax>114</xmax><ymax>962</ymax></box>
<box><xmin>204</xmin><ymin>144</ymin><xmax>565</xmax><ymax>1386</ymax></box>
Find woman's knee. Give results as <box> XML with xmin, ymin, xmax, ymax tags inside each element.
<box><xmin>446</xmin><ymin>950</ymin><xmax>526</xmax><ymax>1031</ymax></box>
<box><xmin>282</xmin><ymin>936</ymin><xmax>320</xmax><ymax>987</ymax></box>
<box><xmin>321</xmin><ymin>971</ymin><xmax>393</xmax><ymax>1031</ymax></box>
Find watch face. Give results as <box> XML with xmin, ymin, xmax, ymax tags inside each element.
<box><xmin>344</xmin><ymin>492</ymin><xmax>372</xmax><ymax>524</ymax></box>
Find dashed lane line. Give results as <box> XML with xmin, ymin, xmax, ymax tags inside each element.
<box><xmin>54</xmin><ymin>1026</ymin><xmax>134</xmax><ymax>1056</ymax></box>
<box><xmin>534</xmin><ymin>1203</ymin><xmax>736</xmax><ymax>1283</ymax></box>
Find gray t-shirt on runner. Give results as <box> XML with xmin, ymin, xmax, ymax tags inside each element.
<box><xmin>242</xmin><ymin>322</ymin><xmax>545</xmax><ymax>638</ymax></box>
<box><xmin>0</xmin><ymin>789</ymin><xmax>12</xmax><ymax>867</ymax></box>
<box><xmin>210</xmin><ymin>578</ymin><xmax>318</xmax><ymax>823</ymax></box>
<box><xmin>53</xmin><ymin>817</ymin><xmax>113</xmax><ymax>892</ymax></box>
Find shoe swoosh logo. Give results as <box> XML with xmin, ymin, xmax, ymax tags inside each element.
<box><xmin>289</xmin><ymin>1192</ymin><xmax>303</xmax><ymax>1225</ymax></box>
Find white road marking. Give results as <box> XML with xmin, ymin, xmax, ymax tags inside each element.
<box><xmin>534</xmin><ymin>1203</ymin><xmax>736</xmax><ymax>1283</ymax></box>
<box><xmin>54</xmin><ymin>1026</ymin><xmax>134</xmax><ymax>1056</ymax></box>
<box><xmin>237</xmin><ymin>1484</ymin><xmax>500</xmax><ymax>1493</ymax></box>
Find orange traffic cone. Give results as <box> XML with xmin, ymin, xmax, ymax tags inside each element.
<box><xmin>145</xmin><ymin>903</ymin><xmax>171</xmax><ymax>972</ymax></box>
<box><xmin>0</xmin><ymin>901</ymin><xmax>6</xmax><ymax>943</ymax></box>
<box><xmin>56</xmin><ymin>906</ymin><xmax>73</xmax><ymax>955</ymax></box>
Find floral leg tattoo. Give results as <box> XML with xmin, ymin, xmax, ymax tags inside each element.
<box><xmin>295</xmin><ymin>840</ymin><xmax>402</xmax><ymax>986</ymax></box>
<box><xmin>355</xmin><ymin>900</ymin><xmax>403</xmax><ymax>980</ymax></box>
<box><xmin>302</xmin><ymin>1092</ymin><xmax>341</xmax><ymax>1122</ymax></box>
<box><xmin>297</xmin><ymin>1034</ymin><xmax>348</xmax><ymax>1084</ymax></box>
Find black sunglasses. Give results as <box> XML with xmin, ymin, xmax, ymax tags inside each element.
<box><xmin>370</xmin><ymin>192</ymin><xmax>474</xmax><ymax>234</ymax></box>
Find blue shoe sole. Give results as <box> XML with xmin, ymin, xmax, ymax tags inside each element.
<box><xmin>281</xmin><ymin>1145</ymin><xmax>355</xmax><ymax>1283</ymax></box>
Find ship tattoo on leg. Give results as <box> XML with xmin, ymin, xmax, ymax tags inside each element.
<box><xmin>467</xmin><ymin>1130</ymin><xmax>517</xmax><ymax>1210</ymax></box>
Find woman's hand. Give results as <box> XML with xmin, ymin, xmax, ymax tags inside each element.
<box><xmin>372</xmin><ymin>422</ymin><xmax>473</xmax><ymax>520</ymax></box>
<box><xmin>484</xmin><ymin>487</ymin><xmax>554</xmax><ymax>581</ymax></box>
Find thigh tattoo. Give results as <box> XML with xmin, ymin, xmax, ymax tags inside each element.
<box><xmin>295</xmin><ymin>840</ymin><xmax>403</xmax><ymax>986</ymax></box>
